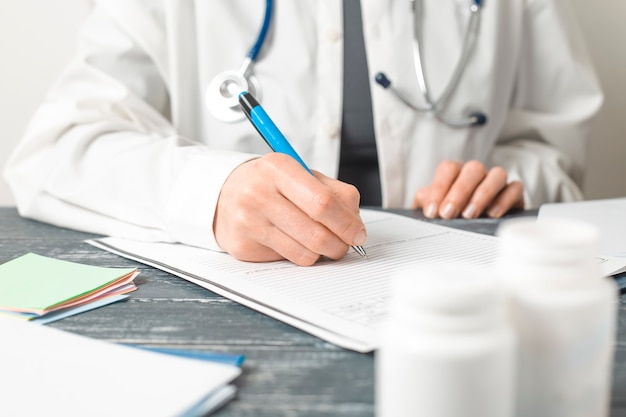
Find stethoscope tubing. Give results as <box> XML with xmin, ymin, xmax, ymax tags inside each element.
<box><xmin>209</xmin><ymin>0</ymin><xmax>487</xmax><ymax>128</ymax></box>
<box><xmin>237</xmin><ymin>0</ymin><xmax>273</xmax><ymax>78</ymax></box>
<box><xmin>248</xmin><ymin>0</ymin><xmax>273</xmax><ymax>62</ymax></box>
<box><xmin>376</xmin><ymin>0</ymin><xmax>487</xmax><ymax>128</ymax></box>
<box><xmin>413</xmin><ymin>0</ymin><xmax>481</xmax><ymax>112</ymax></box>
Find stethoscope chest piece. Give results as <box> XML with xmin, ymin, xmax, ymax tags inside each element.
<box><xmin>205</xmin><ymin>70</ymin><xmax>262</xmax><ymax>123</ymax></box>
<box><xmin>205</xmin><ymin>0</ymin><xmax>273</xmax><ymax>123</ymax></box>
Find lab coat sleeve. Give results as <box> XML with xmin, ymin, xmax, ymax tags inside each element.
<box><xmin>490</xmin><ymin>0</ymin><xmax>603</xmax><ymax>208</ymax></box>
<box><xmin>3</xmin><ymin>5</ymin><xmax>257</xmax><ymax>250</ymax></box>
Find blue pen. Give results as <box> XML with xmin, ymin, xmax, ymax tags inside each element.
<box><xmin>238</xmin><ymin>92</ymin><xmax>312</xmax><ymax>174</ymax></box>
<box><xmin>238</xmin><ymin>91</ymin><xmax>367</xmax><ymax>259</ymax></box>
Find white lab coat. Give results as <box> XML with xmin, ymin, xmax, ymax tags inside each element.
<box><xmin>4</xmin><ymin>0</ymin><xmax>603</xmax><ymax>251</ymax></box>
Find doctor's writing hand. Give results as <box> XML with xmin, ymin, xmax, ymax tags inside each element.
<box><xmin>412</xmin><ymin>160</ymin><xmax>524</xmax><ymax>219</ymax></box>
<box><xmin>213</xmin><ymin>153</ymin><xmax>367</xmax><ymax>266</ymax></box>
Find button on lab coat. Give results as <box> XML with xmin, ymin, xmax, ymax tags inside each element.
<box><xmin>4</xmin><ymin>0</ymin><xmax>603</xmax><ymax>251</ymax></box>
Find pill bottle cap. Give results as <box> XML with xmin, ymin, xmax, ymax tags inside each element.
<box><xmin>496</xmin><ymin>218</ymin><xmax>602</xmax><ymax>287</ymax></box>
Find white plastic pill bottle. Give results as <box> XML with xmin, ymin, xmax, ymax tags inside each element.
<box><xmin>376</xmin><ymin>264</ymin><xmax>516</xmax><ymax>417</ymax></box>
<box><xmin>496</xmin><ymin>218</ymin><xmax>618</xmax><ymax>417</ymax></box>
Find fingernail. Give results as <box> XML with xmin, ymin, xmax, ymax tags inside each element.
<box><xmin>462</xmin><ymin>203</ymin><xmax>477</xmax><ymax>219</ymax></box>
<box><xmin>354</xmin><ymin>229</ymin><xmax>367</xmax><ymax>245</ymax></box>
<box><xmin>424</xmin><ymin>203</ymin><xmax>438</xmax><ymax>218</ymax></box>
<box><xmin>441</xmin><ymin>203</ymin><xmax>457</xmax><ymax>219</ymax></box>
<box><xmin>487</xmin><ymin>205</ymin><xmax>501</xmax><ymax>218</ymax></box>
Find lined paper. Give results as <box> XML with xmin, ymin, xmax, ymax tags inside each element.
<box><xmin>88</xmin><ymin>210</ymin><xmax>498</xmax><ymax>352</ymax></box>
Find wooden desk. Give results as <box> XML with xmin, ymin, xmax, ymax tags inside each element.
<box><xmin>1</xmin><ymin>207</ymin><xmax>624</xmax><ymax>416</ymax></box>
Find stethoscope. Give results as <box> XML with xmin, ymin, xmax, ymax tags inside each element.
<box><xmin>375</xmin><ymin>0</ymin><xmax>487</xmax><ymax>128</ymax></box>
<box><xmin>205</xmin><ymin>0</ymin><xmax>273</xmax><ymax>123</ymax></box>
<box><xmin>205</xmin><ymin>0</ymin><xmax>487</xmax><ymax>128</ymax></box>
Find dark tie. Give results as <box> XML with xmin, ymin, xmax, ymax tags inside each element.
<box><xmin>338</xmin><ymin>0</ymin><xmax>382</xmax><ymax>206</ymax></box>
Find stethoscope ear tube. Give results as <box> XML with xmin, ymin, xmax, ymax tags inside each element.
<box><xmin>468</xmin><ymin>112</ymin><xmax>487</xmax><ymax>126</ymax></box>
<box><xmin>375</xmin><ymin>72</ymin><xmax>431</xmax><ymax>113</ymax></box>
<box><xmin>375</xmin><ymin>72</ymin><xmax>487</xmax><ymax>128</ymax></box>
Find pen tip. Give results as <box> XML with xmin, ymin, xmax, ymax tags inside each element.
<box><xmin>352</xmin><ymin>246</ymin><xmax>368</xmax><ymax>259</ymax></box>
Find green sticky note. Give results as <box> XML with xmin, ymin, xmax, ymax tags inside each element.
<box><xmin>0</xmin><ymin>253</ymin><xmax>137</xmax><ymax>314</ymax></box>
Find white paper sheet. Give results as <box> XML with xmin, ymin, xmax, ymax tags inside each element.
<box><xmin>539</xmin><ymin>197</ymin><xmax>626</xmax><ymax>257</ymax></box>
<box><xmin>0</xmin><ymin>315</ymin><xmax>241</xmax><ymax>417</ymax></box>
<box><xmin>87</xmin><ymin>209</ymin><xmax>625</xmax><ymax>352</ymax></box>
<box><xmin>89</xmin><ymin>210</ymin><xmax>499</xmax><ymax>352</ymax></box>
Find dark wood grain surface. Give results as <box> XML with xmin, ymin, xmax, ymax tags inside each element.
<box><xmin>1</xmin><ymin>207</ymin><xmax>624</xmax><ymax>417</ymax></box>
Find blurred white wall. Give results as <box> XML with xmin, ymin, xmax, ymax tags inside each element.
<box><xmin>0</xmin><ymin>0</ymin><xmax>90</xmax><ymax>206</ymax></box>
<box><xmin>0</xmin><ymin>0</ymin><xmax>625</xmax><ymax>206</ymax></box>
<box><xmin>572</xmin><ymin>0</ymin><xmax>626</xmax><ymax>200</ymax></box>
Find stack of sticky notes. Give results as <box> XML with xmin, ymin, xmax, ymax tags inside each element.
<box><xmin>0</xmin><ymin>253</ymin><xmax>138</xmax><ymax>324</ymax></box>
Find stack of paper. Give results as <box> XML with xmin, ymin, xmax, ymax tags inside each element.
<box><xmin>0</xmin><ymin>315</ymin><xmax>241</xmax><ymax>417</ymax></box>
<box><xmin>0</xmin><ymin>253</ymin><xmax>138</xmax><ymax>323</ymax></box>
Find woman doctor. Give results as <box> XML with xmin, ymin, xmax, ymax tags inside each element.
<box><xmin>4</xmin><ymin>0</ymin><xmax>602</xmax><ymax>266</ymax></box>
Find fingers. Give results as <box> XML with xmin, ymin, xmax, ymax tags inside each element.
<box><xmin>484</xmin><ymin>180</ymin><xmax>524</xmax><ymax>218</ymax></box>
<box><xmin>315</xmin><ymin>172</ymin><xmax>362</xmax><ymax>216</ymax></box>
<box><xmin>459</xmin><ymin>167</ymin><xmax>524</xmax><ymax>219</ymax></box>
<box><xmin>412</xmin><ymin>186</ymin><xmax>430</xmax><ymax>210</ymax></box>
<box><xmin>414</xmin><ymin>160</ymin><xmax>525</xmax><ymax>219</ymax></box>
<box><xmin>266</xmin><ymin>196</ymin><xmax>352</xmax><ymax>261</ymax></box>
<box><xmin>274</xmin><ymin>160</ymin><xmax>367</xmax><ymax>247</ymax></box>
<box><xmin>459</xmin><ymin>165</ymin><xmax>506</xmax><ymax>219</ymax></box>
<box><xmin>415</xmin><ymin>160</ymin><xmax>465</xmax><ymax>218</ymax></box>
<box><xmin>214</xmin><ymin>153</ymin><xmax>366</xmax><ymax>266</ymax></box>
<box><xmin>437</xmin><ymin>160</ymin><xmax>487</xmax><ymax>219</ymax></box>
<box><xmin>216</xmin><ymin>192</ymin><xmax>333</xmax><ymax>266</ymax></box>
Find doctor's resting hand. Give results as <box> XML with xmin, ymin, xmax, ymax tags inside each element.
<box><xmin>214</xmin><ymin>153</ymin><xmax>367</xmax><ymax>266</ymax></box>
<box><xmin>413</xmin><ymin>160</ymin><xmax>524</xmax><ymax>220</ymax></box>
